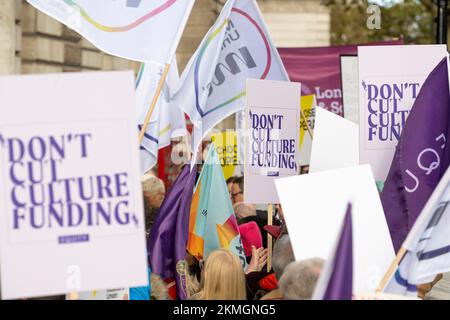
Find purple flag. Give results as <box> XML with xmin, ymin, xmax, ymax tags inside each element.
<box><xmin>313</xmin><ymin>204</ymin><xmax>353</xmax><ymax>300</ymax></box>
<box><xmin>148</xmin><ymin>165</ymin><xmax>197</xmax><ymax>300</ymax></box>
<box><xmin>381</xmin><ymin>58</ymin><xmax>450</xmax><ymax>252</ymax></box>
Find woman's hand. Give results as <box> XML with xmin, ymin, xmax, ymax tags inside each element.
<box><xmin>246</xmin><ymin>246</ymin><xmax>268</xmax><ymax>274</ymax></box>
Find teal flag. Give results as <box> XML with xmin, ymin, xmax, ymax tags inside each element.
<box><xmin>187</xmin><ymin>146</ymin><xmax>247</xmax><ymax>268</ymax></box>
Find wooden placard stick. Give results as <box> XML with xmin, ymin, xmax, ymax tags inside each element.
<box><xmin>138</xmin><ymin>63</ymin><xmax>171</xmax><ymax>145</ymax></box>
<box><xmin>267</xmin><ymin>204</ymin><xmax>273</xmax><ymax>273</ymax></box>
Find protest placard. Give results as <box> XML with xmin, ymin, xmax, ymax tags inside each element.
<box><xmin>211</xmin><ymin>131</ymin><xmax>241</xmax><ymax>181</ymax></box>
<box><xmin>0</xmin><ymin>71</ymin><xmax>147</xmax><ymax>299</ymax></box>
<box><xmin>310</xmin><ymin>107</ymin><xmax>359</xmax><ymax>173</ymax></box>
<box><xmin>275</xmin><ymin>165</ymin><xmax>395</xmax><ymax>294</ymax></box>
<box><xmin>358</xmin><ymin>45</ymin><xmax>447</xmax><ymax>182</ymax></box>
<box><xmin>298</xmin><ymin>95</ymin><xmax>316</xmax><ymax>166</ymax></box>
<box><xmin>245</xmin><ymin>79</ymin><xmax>300</xmax><ymax>204</ymax></box>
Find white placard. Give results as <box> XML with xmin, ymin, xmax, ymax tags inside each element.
<box><xmin>310</xmin><ymin>107</ymin><xmax>359</xmax><ymax>173</ymax></box>
<box><xmin>275</xmin><ymin>165</ymin><xmax>395</xmax><ymax>294</ymax></box>
<box><xmin>358</xmin><ymin>45</ymin><xmax>447</xmax><ymax>182</ymax></box>
<box><xmin>341</xmin><ymin>55</ymin><xmax>359</xmax><ymax>125</ymax></box>
<box><xmin>245</xmin><ymin>79</ymin><xmax>300</xmax><ymax>204</ymax></box>
<box><xmin>0</xmin><ymin>71</ymin><xmax>148</xmax><ymax>299</ymax></box>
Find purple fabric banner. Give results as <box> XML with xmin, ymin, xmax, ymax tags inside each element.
<box><xmin>381</xmin><ymin>58</ymin><xmax>450</xmax><ymax>252</ymax></box>
<box><xmin>148</xmin><ymin>164</ymin><xmax>197</xmax><ymax>300</ymax></box>
<box><xmin>323</xmin><ymin>203</ymin><xmax>353</xmax><ymax>300</ymax></box>
<box><xmin>278</xmin><ymin>39</ymin><xmax>403</xmax><ymax>116</ymax></box>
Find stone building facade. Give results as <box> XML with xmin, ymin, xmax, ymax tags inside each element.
<box><xmin>0</xmin><ymin>0</ymin><xmax>330</xmax><ymax>75</ymax></box>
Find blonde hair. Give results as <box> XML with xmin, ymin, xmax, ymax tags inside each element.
<box><xmin>196</xmin><ymin>249</ymin><xmax>246</xmax><ymax>300</ymax></box>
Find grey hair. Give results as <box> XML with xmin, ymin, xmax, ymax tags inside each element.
<box><xmin>141</xmin><ymin>176</ymin><xmax>165</xmax><ymax>194</ymax></box>
<box><xmin>233</xmin><ymin>202</ymin><xmax>256</xmax><ymax>219</ymax></box>
<box><xmin>272</xmin><ymin>235</ymin><xmax>295</xmax><ymax>280</ymax></box>
<box><xmin>279</xmin><ymin>258</ymin><xmax>324</xmax><ymax>300</ymax></box>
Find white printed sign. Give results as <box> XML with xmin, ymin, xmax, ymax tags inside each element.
<box><xmin>358</xmin><ymin>45</ymin><xmax>447</xmax><ymax>181</ymax></box>
<box><xmin>0</xmin><ymin>72</ymin><xmax>148</xmax><ymax>299</ymax></box>
<box><xmin>245</xmin><ymin>79</ymin><xmax>300</xmax><ymax>204</ymax></box>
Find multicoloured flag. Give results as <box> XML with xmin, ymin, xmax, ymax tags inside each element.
<box><xmin>171</xmin><ymin>0</ymin><xmax>289</xmax><ymax>157</ymax></box>
<box><xmin>381</xmin><ymin>58</ymin><xmax>450</xmax><ymax>252</ymax></box>
<box><xmin>137</xmin><ymin>60</ymin><xmax>187</xmax><ymax>174</ymax></box>
<box><xmin>187</xmin><ymin>145</ymin><xmax>247</xmax><ymax>267</ymax></box>
<box><xmin>312</xmin><ymin>204</ymin><xmax>353</xmax><ymax>300</ymax></box>
<box><xmin>26</xmin><ymin>0</ymin><xmax>195</xmax><ymax>63</ymax></box>
<box><xmin>384</xmin><ymin>165</ymin><xmax>450</xmax><ymax>296</ymax></box>
<box><xmin>148</xmin><ymin>164</ymin><xmax>197</xmax><ymax>300</ymax></box>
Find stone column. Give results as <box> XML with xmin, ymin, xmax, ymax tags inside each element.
<box><xmin>0</xmin><ymin>0</ymin><xmax>16</xmax><ymax>74</ymax></box>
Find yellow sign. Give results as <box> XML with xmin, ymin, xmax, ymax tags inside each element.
<box><xmin>299</xmin><ymin>95</ymin><xmax>316</xmax><ymax>166</ymax></box>
<box><xmin>211</xmin><ymin>131</ymin><xmax>238</xmax><ymax>181</ymax></box>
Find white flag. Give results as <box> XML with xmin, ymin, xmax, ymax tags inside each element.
<box><xmin>137</xmin><ymin>60</ymin><xmax>186</xmax><ymax>174</ymax></box>
<box><xmin>27</xmin><ymin>0</ymin><xmax>195</xmax><ymax>63</ymax></box>
<box><xmin>171</xmin><ymin>0</ymin><xmax>289</xmax><ymax>156</ymax></box>
<box><xmin>384</xmin><ymin>166</ymin><xmax>450</xmax><ymax>296</ymax></box>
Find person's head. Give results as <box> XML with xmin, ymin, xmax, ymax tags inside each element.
<box><xmin>226</xmin><ymin>177</ymin><xmax>235</xmax><ymax>197</ymax></box>
<box><xmin>231</xmin><ymin>176</ymin><xmax>244</xmax><ymax>205</ymax></box>
<box><xmin>198</xmin><ymin>249</ymin><xmax>246</xmax><ymax>300</ymax></box>
<box><xmin>272</xmin><ymin>235</ymin><xmax>295</xmax><ymax>280</ymax></box>
<box><xmin>233</xmin><ymin>202</ymin><xmax>256</xmax><ymax>220</ymax></box>
<box><xmin>279</xmin><ymin>258</ymin><xmax>324</xmax><ymax>300</ymax></box>
<box><xmin>150</xmin><ymin>274</ymin><xmax>169</xmax><ymax>300</ymax></box>
<box><xmin>142</xmin><ymin>175</ymin><xmax>165</xmax><ymax>209</ymax></box>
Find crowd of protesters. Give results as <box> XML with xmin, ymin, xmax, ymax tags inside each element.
<box><xmin>141</xmin><ymin>165</ymin><xmax>450</xmax><ymax>301</ymax></box>
<box><xmin>141</xmin><ymin>166</ymin><xmax>327</xmax><ymax>301</ymax></box>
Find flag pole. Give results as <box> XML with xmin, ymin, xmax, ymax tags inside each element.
<box><xmin>375</xmin><ymin>247</ymin><xmax>407</xmax><ymax>292</ymax></box>
<box><xmin>301</xmin><ymin>109</ymin><xmax>313</xmax><ymax>139</ymax></box>
<box><xmin>267</xmin><ymin>204</ymin><xmax>273</xmax><ymax>272</ymax></box>
<box><xmin>138</xmin><ymin>63</ymin><xmax>171</xmax><ymax>145</ymax></box>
